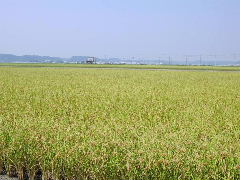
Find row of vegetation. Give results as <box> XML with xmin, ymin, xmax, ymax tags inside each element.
<box><xmin>0</xmin><ymin>67</ymin><xmax>240</xmax><ymax>180</ymax></box>
<box><xmin>0</xmin><ymin>63</ymin><xmax>240</xmax><ymax>71</ymax></box>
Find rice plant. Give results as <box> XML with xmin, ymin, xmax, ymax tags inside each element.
<box><xmin>0</xmin><ymin>67</ymin><xmax>239</xmax><ymax>180</ymax></box>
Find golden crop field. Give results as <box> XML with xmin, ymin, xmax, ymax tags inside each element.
<box><xmin>1</xmin><ymin>63</ymin><xmax>240</xmax><ymax>71</ymax></box>
<box><xmin>0</xmin><ymin>67</ymin><xmax>240</xmax><ymax>180</ymax></box>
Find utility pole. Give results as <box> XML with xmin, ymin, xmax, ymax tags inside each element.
<box><xmin>185</xmin><ymin>55</ymin><xmax>188</xmax><ymax>65</ymax></box>
<box><xmin>207</xmin><ymin>54</ymin><xmax>217</xmax><ymax>66</ymax></box>
<box><xmin>168</xmin><ymin>56</ymin><xmax>171</xmax><ymax>65</ymax></box>
<box><xmin>214</xmin><ymin>54</ymin><xmax>217</xmax><ymax>66</ymax></box>
<box><xmin>212</xmin><ymin>54</ymin><xmax>217</xmax><ymax>66</ymax></box>
<box><xmin>199</xmin><ymin>55</ymin><xmax>202</xmax><ymax>65</ymax></box>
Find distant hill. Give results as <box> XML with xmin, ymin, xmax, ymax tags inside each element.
<box><xmin>0</xmin><ymin>54</ymin><xmax>98</xmax><ymax>64</ymax></box>
<box><xmin>0</xmin><ymin>53</ymin><xmax>239</xmax><ymax>65</ymax></box>
<box><xmin>0</xmin><ymin>54</ymin><xmax>65</xmax><ymax>63</ymax></box>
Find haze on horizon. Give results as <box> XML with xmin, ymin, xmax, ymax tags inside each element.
<box><xmin>0</xmin><ymin>0</ymin><xmax>240</xmax><ymax>59</ymax></box>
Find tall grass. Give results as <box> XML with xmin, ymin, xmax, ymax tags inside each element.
<box><xmin>0</xmin><ymin>67</ymin><xmax>240</xmax><ymax>180</ymax></box>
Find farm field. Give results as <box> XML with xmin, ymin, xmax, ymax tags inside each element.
<box><xmin>0</xmin><ymin>67</ymin><xmax>240</xmax><ymax>180</ymax></box>
<box><xmin>0</xmin><ymin>63</ymin><xmax>240</xmax><ymax>71</ymax></box>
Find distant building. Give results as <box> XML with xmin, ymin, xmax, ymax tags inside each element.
<box><xmin>86</xmin><ymin>57</ymin><xmax>96</xmax><ymax>64</ymax></box>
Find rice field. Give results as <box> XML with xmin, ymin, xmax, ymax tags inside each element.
<box><xmin>1</xmin><ymin>63</ymin><xmax>240</xmax><ymax>71</ymax></box>
<box><xmin>0</xmin><ymin>67</ymin><xmax>240</xmax><ymax>180</ymax></box>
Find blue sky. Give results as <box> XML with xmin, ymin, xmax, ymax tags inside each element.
<box><xmin>0</xmin><ymin>0</ymin><xmax>240</xmax><ymax>58</ymax></box>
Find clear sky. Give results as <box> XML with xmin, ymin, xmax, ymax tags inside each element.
<box><xmin>0</xmin><ymin>0</ymin><xmax>240</xmax><ymax>58</ymax></box>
